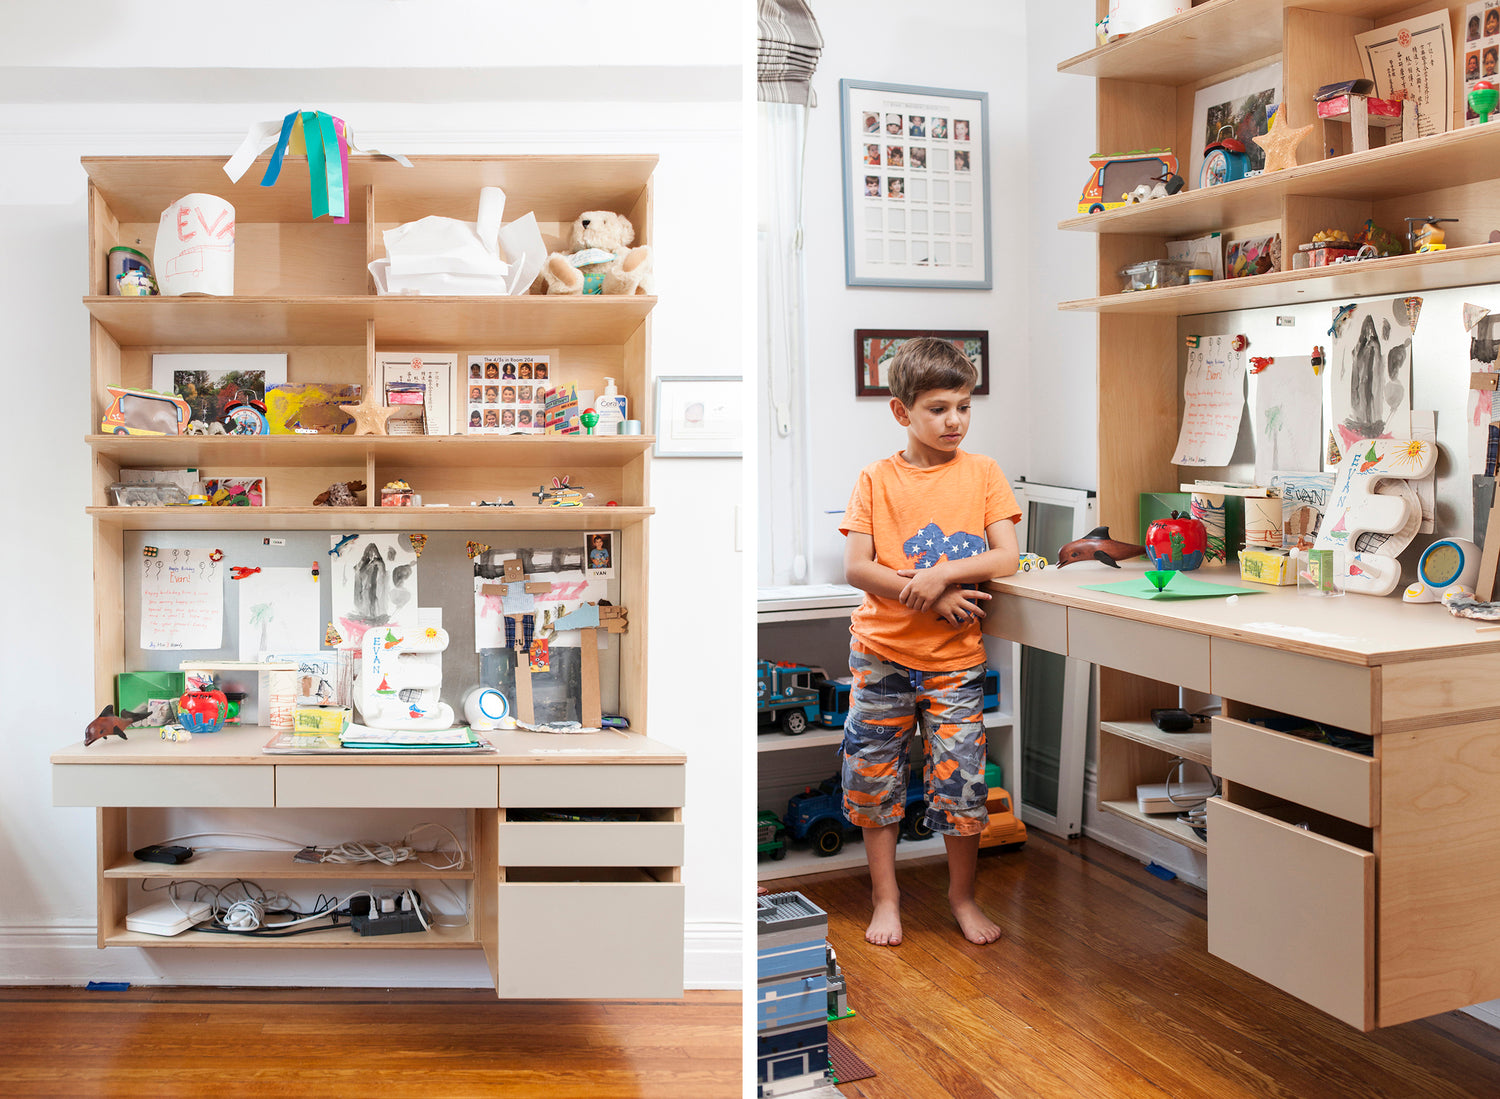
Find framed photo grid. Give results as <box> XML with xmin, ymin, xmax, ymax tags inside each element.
<box><xmin>854</xmin><ymin>330</ymin><xmax>990</xmax><ymax>398</ymax></box>
<box><xmin>840</xmin><ymin>79</ymin><xmax>991</xmax><ymax>289</ymax></box>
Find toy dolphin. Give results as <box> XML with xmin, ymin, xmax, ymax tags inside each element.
<box><xmin>1055</xmin><ymin>527</ymin><xmax>1147</xmax><ymax>569</ymax></box>
<box><xmin>85</xmin><ymin>705</ymin><xmax>140</xmax><ymax>747</ymax></box>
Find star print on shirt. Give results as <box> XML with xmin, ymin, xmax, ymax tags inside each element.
<box><xmin>903</xmin><ymin>521</ymin><xmax>986</xmax><ymax>568</ymax></box>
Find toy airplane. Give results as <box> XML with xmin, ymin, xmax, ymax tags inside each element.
<box><xmin>85</xmin><ymin>705</ymin><xmax>141</xmax><ymax>747</ymax></box>
<box><xmin>1054</xmin><ymin>527</ymin><xmax>1147</xmax><ymax>568</ymax></box>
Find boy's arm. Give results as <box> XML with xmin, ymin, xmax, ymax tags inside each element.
<box><xmin>896</xmin><ymin>520</ymin><xmax>1021</xmax><ymax>609</ymax></box>
<box><xmin>844</xmin><ymin>531</ymin><xmax>912</xmax><ymax>601</ymax></box>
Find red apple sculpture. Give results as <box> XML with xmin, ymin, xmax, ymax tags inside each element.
<box><xmin>1145</xmin><ymin>510</ymin><xmax>1207</xmax><ymax>571</ymax></box>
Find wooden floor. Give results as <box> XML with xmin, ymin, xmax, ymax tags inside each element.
<box><xmin>0</xmin><ymin>987</ymin><xmax>741</xmax><ymax>1098</ymax></box>
<box><xmin>764</xmin><ymin>833</ymin><xmax>1500</xmax><ymax>1099</ymax></box>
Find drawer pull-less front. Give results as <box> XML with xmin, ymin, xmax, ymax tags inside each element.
<box><xmin>1213</xmin><ymin>717</ymin><xmax>1379</xmax><ymax>826</ymax></box>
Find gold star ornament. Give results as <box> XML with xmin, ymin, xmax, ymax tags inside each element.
<box><xmin>1253</xmin><ymin>103</ymin><xmax>1314</xmax><ymax>173</ymax></box>
<box><xmin>339</xmin><ymin>397</ymin><xmax>396</xmax><ymax>435</ymax></box>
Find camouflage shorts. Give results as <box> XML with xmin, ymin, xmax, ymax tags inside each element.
<box><xmin>841</xmin><ymin>645</ymin><xmax>988</xmax><ymax>837</ymax></box>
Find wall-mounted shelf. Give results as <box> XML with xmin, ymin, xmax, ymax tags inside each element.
<box><xmin>86</xmin><ymin>505</ymin><xmax>653</xmax><ymax>531</ymax></box>
<box><xmin>87</xmin><ymin>433</ymin><xmax>655</xmax><ymax>467</ymax></box>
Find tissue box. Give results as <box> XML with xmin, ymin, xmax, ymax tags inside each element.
<box><xmin>1240</xmin><ymin>549</ymin><xmax>1297</xmax><ymax>586</ymax></box>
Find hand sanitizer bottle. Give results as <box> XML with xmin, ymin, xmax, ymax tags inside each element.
<box><xmin>594</xmin><ymin>377</ymin><xmax>627</xmax><ymax>432</ymax></box>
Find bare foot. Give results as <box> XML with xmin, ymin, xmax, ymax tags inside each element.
<box><xmin>952</xmin><ymin>898</ymin><xmax>1003</xmax><ymax>944</ymax></box>
<box><xmin>866</xmin><ymin>898</ymin><xmax>903</xmax><ymax>946</ymax></box>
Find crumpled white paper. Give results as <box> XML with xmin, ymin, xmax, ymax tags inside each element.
<box><xmin>368</xmin><ymin>186</ymin><xmax>546</xmax><ymax>296</ymax></box>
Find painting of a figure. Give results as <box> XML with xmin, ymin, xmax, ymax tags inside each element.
<box><xmin>330</xmin><ymin>534</ymin><xmax>418</xmax><ymax>650</ymax></box>
<box><xmin>1326</xmin><ymin>297</ymin><xmax>1416</xmax><ymax>468</ymax></box>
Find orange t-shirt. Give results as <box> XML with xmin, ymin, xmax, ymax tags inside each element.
<box><xmin>841</xmin><ymin>450</ymin><xmax>1021</xmax><ymax>671</ymax></box>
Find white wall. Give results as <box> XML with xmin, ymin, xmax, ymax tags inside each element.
<box><xmin>766</xmin><ymin>0</ymin><xmax>1034</xmax><ymax>587</ymax></box>
<box><xmin>0</xmin><ymin>7</ymin><xmax>744</xmax><ymax>989</ymax></box>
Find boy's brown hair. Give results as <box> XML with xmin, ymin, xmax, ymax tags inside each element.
<box><xmin>887</xmin><ymin>337</ymin><xmax>978</xmax><ymax>407</ymax></box>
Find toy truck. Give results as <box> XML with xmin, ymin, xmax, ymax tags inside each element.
<box><xmin>784</xmin><ymin>773</ymin><xmax>933</xmax><ymax>857</ymax></box>
<box><xmin>757</xmin><ymin>810</ymin><xmax>788</xmax><ymax>861</ymax></box>
<box><xmin>978</xmin><ymin>787</ymin><xmax>1028</xmax><ymax>851</ymax></box>
<box><xmin>757</xmin><ymin>659</ymin><xmax>821</xmax><ymax>736</ymax></box>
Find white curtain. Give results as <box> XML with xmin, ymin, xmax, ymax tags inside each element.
<box><xmin>758</xmin><ymin>100</ymin><xmax>813</xmax><ymax>586</ymax></box>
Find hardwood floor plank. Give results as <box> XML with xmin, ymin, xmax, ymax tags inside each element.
<box><xmin>0</xmin><ymin>989</ymin><xmax>740</xmax><ymax>1098</ymax></box>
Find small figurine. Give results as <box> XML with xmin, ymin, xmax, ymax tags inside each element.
<box><xmin>1470</xmin><ymin>81</ymin><xmax>1498</xmax><ymax>124</ymax></box>
<box><xmin>329</xmin><ymin>533</ymin><xmax>360</xmax><ymax>557</ymax></box>
<box><xmin>1406</xmin><ymin>216</ymin><xmax>1457</xmax><ymax>253</ymax></box>
<box><xmin>85</xmin><ymin>705</ymin><xmax>139</xmax><ymax>747</ymax></box>
<box><xmin>1054</xmin><ymin>527</ymin><xmax>1147</xmax><ymax>569</ymax></box>
<box><xmin>313</xmin><ymin>480</ymin><xmax>365</xmax><ymax>507</ymax></box>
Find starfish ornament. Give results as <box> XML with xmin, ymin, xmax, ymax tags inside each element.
<box><xmin>1252</xmin><ymin>103</ymin><xmax>1313</xmax><ymax>173</ymax></box>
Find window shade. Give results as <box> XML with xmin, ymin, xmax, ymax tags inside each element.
<box><xmin>757</xmin><ymin>0</ymin><xmax>824</xmax><ymax>107</ymax></box>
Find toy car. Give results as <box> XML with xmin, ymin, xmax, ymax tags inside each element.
<box><xmin>1078</xmin><ymin>150</ymin><xmax>1179</xmax><ymax>214</ymax></box>
<box><xmin>1018</xmin><ymin>552</ymin><xmax>1048</xmax><ymax>572</ymax></box>
<box><xmin>977</xmin><ymin>787</ymin><xmax>1028</xmax><ymax>851</ymax></box>
<box><xmin>757</xmin><ymin>810</ymin><xmax>788</xmax><ymax>861</ymax></box>
<box><xmin>757</xmin><ymin>659</ymin><xmax>821</xmax><ymax>736</ymax></box>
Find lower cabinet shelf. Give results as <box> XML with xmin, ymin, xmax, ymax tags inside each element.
<box><xmin>103</xmin><ymin>923</ymin><xmax>479</xmax><ymax>949</ymax></box>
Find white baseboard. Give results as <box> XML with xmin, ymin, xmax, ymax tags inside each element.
<box><xmin>0</xmin><ymin>921</ymin><xmax>741</xmax><ymax>992</ymax></box>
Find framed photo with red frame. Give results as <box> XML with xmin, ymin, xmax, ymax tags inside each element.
<box><xmin>853</xmin><ymin>329</ymin><xmax>989</xmax><ymax>398</ymax></box>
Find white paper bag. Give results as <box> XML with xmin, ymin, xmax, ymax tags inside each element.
<box><xmin>154</xmin><ymin>193</ymin><xmax>235</xmax><ymax>296</ymax></box>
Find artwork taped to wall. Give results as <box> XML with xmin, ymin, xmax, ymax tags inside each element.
<box><xmin>1269</xmin><ymin>470</ymin><xmax>1335</xmax><ymax>550</ymax></box>
<box><xmin>1325</xmin><ymin>297</ymin><xmax>1416</xmax><ymax>468</ymax></box>
<box><xmin>1251</xmin><ymin>355</ymin><xmax>1320</xmax><ymax>484</ymax></box>
<box><xmin>140</xmin><ymin>547</ymin><xmax>224</xmax><ymax>650</ymax></box>
<box><xmin>237</xmin><ymin>566</ymin><xmax>320</xmax><ymax>661</ymax></box>
<box><xmin>327</xmin><ymin>533</ymin><xmax>419</xmax><ymax>651</ymax></box>
<box><xmin>854</xmin><ymin>330</ymin><xmax>989</xmax><ymax>397</ymax></box>
<box><xmin>840</xmin><ymin>79</ymin><xmax>992</xmax><ymax>289</ymax></box>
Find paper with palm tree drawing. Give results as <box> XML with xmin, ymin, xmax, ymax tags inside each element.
<box><xmin>237</xmin><ymin>566</ymin><xmax>320</xmax><ymax>661</ymax></box>
<box><xmin>1250</xmin><ymin>354</ymin><xmax>1320</xmax><ymax>484</ymax></box>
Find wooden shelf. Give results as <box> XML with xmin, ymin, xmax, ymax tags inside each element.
<box><xmin>84</xmin><ymin>294</ymin><xmax>657</xmax><ymax>347</ymax></box>
<box><xmin>757</xmin><ymin>730</ymin><xmax>843</xmax><ymax>754</ymax></box>
<box><xmin>86</xmin><ymin>505</ymin><xmax>652</xmax><ymax>531</ymax></box>
<box><xmin>1099</xmin><ymin>799</ymin><xmax>1208</xmax><ymax>855</ymax></box>
<box><xmin>757</xmin><ymin>834</ymin><xmax>945</xmax><ymax>882</ymax></box>
<box><xmin>104</xmin><ymin>921</ymin><xmax>477</xmax><ymax>948</ymax></box>
<box><xmin>1099</xmin><ymin>719</ymin><xmax>1211</xmax><ymax>767</ymax></box>
<box><xmin>87</xmin><ymin>432</ymin><xmax>654</xmax><ymax>468</ymax></box>
<box><xmin>83</xmin><ymin>154</ymin><xmax>657</xmax><ymax>226</ymax></box>
<box><xmin>1057</xmin><ymin>0</ymin><xmax>1416</xmax><ymax>83</ymax></box>
<box><xmin>1063</xmin><ymin>242</ymin><xmax>1500</xmax><ymax>315</ymax></box>
<box><xmin>105</xmin><ymin>851</ymin><xmax>474</xmax><ymax>879</ymax></box>
<box><xmin>1060</xmin><ymin>124</ymin><xmax>1500</xmax><ymax>239</ymax></box>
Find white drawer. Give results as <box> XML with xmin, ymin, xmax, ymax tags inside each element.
<box><xmin>1212</xmin><ymin>717</ymin><xmax>1378</xmax><ymax>827</ymax></box>
<box><xmin>1207</xmin><ymin>798</ymin><xmax>1374</xmax><ymax>1030</ymax></box>
<box><xmin>498</xmin><ymin>764</ymin><xmax>684</xmax><ymax>808</ymax></box>
<box><xmin>983</xmin><ymin>594</ymin><xmax>1067</xmax><ymax>654</ymax></box>
<box><xmin>494</xmin><ymin>874</ymin><xmax>683</xmax><ymax>998</ymax></box>
<box><xmin>53</xmin><ymin>765</ymin><xmax>274</xmax><ymax>807</ymax></box>
<box><xmin>275</xmin><ymin>765</ymin><xmax>498</xmax><ymax>808</ymax></box>
<box><xmin>1211</xmin><ymin>639</ymin><xmax>1372</xmax><ymax>734</ymax></box>
<box><xmin>1068</xmin><ymin>609</ymin><xmax>1210</xmax><ymax>690</ymax></box>
<box><xmin>496</xmin><ymin>820</ymin><xmax>683</xmax><ymax>866</ymax></box>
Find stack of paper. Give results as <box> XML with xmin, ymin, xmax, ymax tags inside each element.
<box><xmin>339</xmin><ymin>724</ymin><xmax>480</xmax><ymax>749</ymax></box>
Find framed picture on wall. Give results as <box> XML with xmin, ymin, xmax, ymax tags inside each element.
<box><xmin>839</xmin><ymin>79</ymin><xmax>992</xmax><ymax>289</ymax></box>
<box><xmin>854</xmin><ymin>330</ymin><xmax>990</xmax><ymax>397</ymax></box>
<box><xmin>654</xmin><ymin>375</ymin><xmax>743</xmax><ymax>457</ymax></box>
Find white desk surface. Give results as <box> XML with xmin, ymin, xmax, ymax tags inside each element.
<box><xmin>51</xmin><ymin>725</ymin><xmax>685</xmax><ymax>766</ymax></box>
<box><xmin>984</xmin><ymin>560</ymin><xmax>1500</xmax><ymax>666</ymax></box>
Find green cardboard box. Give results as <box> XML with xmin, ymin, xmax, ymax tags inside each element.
<box><xmin>115</xmin><ymin>670</ymin><xmax>185</xmax><ymax>716</ymax></box>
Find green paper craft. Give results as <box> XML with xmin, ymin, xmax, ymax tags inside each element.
<box><xmin>1082</xmin><ymin>575</ymin><xmax>1266</xmax><ymax>600</ymax></box>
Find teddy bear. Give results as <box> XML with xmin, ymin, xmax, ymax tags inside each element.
<box><xmin>538</xmin><ymin>210</ymin><xmax>653</xmax><ymax>295</ymax></box>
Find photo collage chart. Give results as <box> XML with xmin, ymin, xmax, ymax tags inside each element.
<box><xmin>466</xmin><ymin>353</ymin><xmax>551</xmax><ymax>435</ymax></box>
<box><xmin>850</xmin><ymin>86</ymin><xmax>984</xmax><ymax>282</ymax></box>
<box><xmin>1465</xmin><ymin>1</ymin><xmax>1500</xmax><ymax>123</ymax></box>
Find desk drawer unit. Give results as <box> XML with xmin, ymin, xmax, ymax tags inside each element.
<box><xmin>275</xmin><ymin>765</ymin><xmax>498</xmax><ymax>808</ymax></box>
<box><xmin>54</xmin><ymin>765</ymin><xmax>274</xmax><ymax>808</ymax></box>
<box><xmin>1212</xmin><ymin>718</ymin><xmax>1379</xmax><ymax>827</ymax></box>
<box><xmin>495</xmin><ymin>819</ymin><xmax>684</xmax><ymax>867</ymax></box>
<box><xmin>1211</xmin><ymin>640</ymin><xmax>1372</xmax><ymax>734</ymax></box>
<box><xmin>1207</xmin><ymin>798</ymin><xmax>1375</xmax><ymax>1030</ymax></box>
<box><xmin>1068</xmin><ymin>609</ymin><xmax>1210</xmax><ymax>690</ymax></box>
<box><xmin>494</xmin><ymin>873</ymin><xmax>684</xmax><ymax>998</ymax></box>
<box><xmin>498</xmin><ymin>764</ymin><xmax>684</xmax><ymax>808</ymax></box>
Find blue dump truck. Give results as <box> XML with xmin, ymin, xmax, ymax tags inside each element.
<box><xmin>784</xmin><ymin>773</ymin><xmax>933</xmax><ymax>856</ymax></box>
<box><xmin>757</xmin><ymin>660</ymin><xmax>822</xmax><ymax>736</ymax></box>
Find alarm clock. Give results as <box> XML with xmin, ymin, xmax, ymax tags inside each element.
<box><xmin>1200</xmin><ymin>125</ymin><xmax>1250</xmax><ymax>188</ymax></box>
<box><xmin>463</xmin><ymin>687</ymin><xmax>511</xmax><ymax>731</ymax></box>
<box><xmin>1403</xmin><ymin>538</ymin><xmax>1480</xmax><ymax>603</ymax></box>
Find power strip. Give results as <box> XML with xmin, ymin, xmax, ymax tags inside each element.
<box><xmin>350</xmin><ymin>892</ymin><xmax>428</xmax><ymax>937</ymax></box>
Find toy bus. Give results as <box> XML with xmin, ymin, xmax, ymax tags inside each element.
<box><xmin>1077</xmin><ymin>150</ymin><xmax>1178</xmax><ymax>214</ymax></box>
